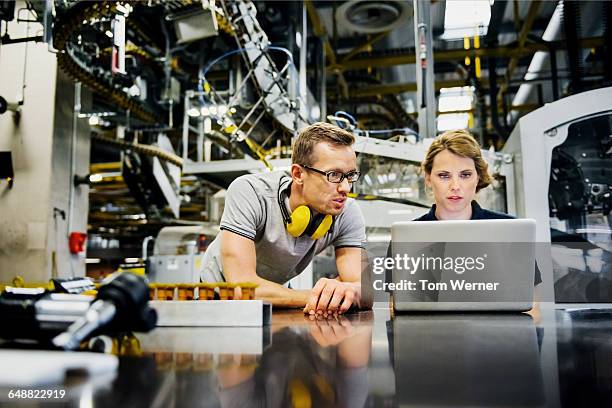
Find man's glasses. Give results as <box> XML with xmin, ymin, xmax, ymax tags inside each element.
<box><xmin>302</xmin><ymin>165</ymin><xmax>361</xmax><ymax>183</ymax></box>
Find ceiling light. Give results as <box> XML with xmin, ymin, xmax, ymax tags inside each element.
<box><xmin>438</xmin><ymin>86</ymin><xmax>474</xmax><ymax>112</ymax></box>
<box><xmin>442</xmin><ymin>0</ymin><xmax>493</xmax><ymax>40</ymax></box>
<box><xmin>437</xmin><ymin>113</ymin><xmax>470</xmax><ymax>132</ymax></box>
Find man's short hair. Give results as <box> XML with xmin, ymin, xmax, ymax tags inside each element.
<box><xmin>292</xmin><ymin>122</ymin><xmax>355</xmax><ymax>166</ymax></box>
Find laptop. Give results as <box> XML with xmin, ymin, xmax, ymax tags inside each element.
<box><xmin>390</xmin><ymin>219</ymin><xmax>536</xmax><ymax>312</ymax></box>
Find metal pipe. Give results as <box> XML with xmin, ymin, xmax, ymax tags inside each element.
<box><xmin>142</xmin><ymin>236</ymin><xmax>154</xmax><ymax>260</ymax></box>
<box><xmin>562</xmin><ymin>0</ymin><xmax>583</xmax><ymax>92</ymax></box>
<box><xmin>605</xmin><ymin>2</ymin><xmax>612</xmax><ymax>80</ymax></box>
<box><xmin>550</xmin><ymin>45</ymin><xmax>559</xmax><ymax>100</ymax></box>
<box><xmin>182</xmin><ymin>92</ymin><xmax>190</xmax><ymax>161</ymax></box>
<box><xmin>488</xmin><ymin>56</ymin><xmax>507</xmax><ymax>139</ymax></box>
<box><xmin>413</xmin><ymin>0</ymin><xmax>435</xmax><ymax>137</ymax></box>
<box><xmin>320</xmin><ymin>36</ymin><xmax>327</xmax><ymax>120</ymax></box>
<box><xmin>510</xmin><ymin>2</ymin><xmax>563</xmax><ymax>120</ymax></box>
<box><xmin>299</xmin><ymin>1</ymin><xmax>307</xmax><ymax>103</ymax></box>
<box><xmin>68</xmin><ymin>81</ymin><xmax>81</xmax><ymax>278</ymax></box>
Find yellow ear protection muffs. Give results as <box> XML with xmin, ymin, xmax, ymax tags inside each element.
<box><xmin>278</xmin><ymin>177</ymin><xmax>334</xmax><ymax>240</ymax></box>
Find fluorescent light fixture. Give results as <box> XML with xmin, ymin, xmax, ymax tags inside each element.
<box><xmin>124</xmin><ymin>258</ymin><xmax>140</xmax><ymax>263</ymax></box>
<box><xmin>437</xmin><ymin>113</ymin><xmax>470</xmax><ymax>131</ymax></box>
<box><xmin>442</xmin><ymin>0</ymin><xmax>493</xmax><ymax>40</ymax></box>
<box><xmin>438</xmin><ymin>87</ymin><xmax>474</xmax><ymax>112</ymax></box>
<box><xmin>86</xmin><ymin>258</ymin><xmax>101</xmax><ymax>264</ymax></box>
<box><xmin>437</xmin><ymin>86</ymin><xmax>474</xmax><ymax>131</ymax></box>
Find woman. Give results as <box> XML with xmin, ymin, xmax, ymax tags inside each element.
<box><xmin>417</xmin><ymin>129</ymin><xmax>542</xmax><ymax>287</ymax></box>
<box><xmin>419</xmin><ymin>129</ymin><xmax>510</xmax><ymax>221</ymax></box>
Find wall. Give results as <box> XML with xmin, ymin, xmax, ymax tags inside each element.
<box><xmin>0</xmin><ymin>4</ymin><xmax>91</xmax><ymax>282</ymax></box>
<box><xmin>0</xmin><ymin>12</ymin><xmax>57</xmax><ymax>282</ymax></box>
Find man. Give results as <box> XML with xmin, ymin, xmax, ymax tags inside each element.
<box><xmin>201</xmin><ymin>122</ymin><xmax>366</xmax><ymax>314</ymax></box>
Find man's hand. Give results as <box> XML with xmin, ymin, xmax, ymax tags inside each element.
<box><xmin>307</xmin><ymin>314</ymin><xmax>354</xmax><ymax>347</ymax></box>
<box><xmin>303</xmin><ymin>278</ymin><xmax>361</xmax><ymax>316</ymax></box>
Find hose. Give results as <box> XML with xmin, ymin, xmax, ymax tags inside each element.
<box><xmin>92</xmin><ymin>134</ymin><xmax>183</xmax><ymax>168</ymax></box>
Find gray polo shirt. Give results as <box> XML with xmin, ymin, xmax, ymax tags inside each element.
<box><xmin>201</xmin><ymin>171</ymin><xmax>366</xmax><ymax>284</ymax></box>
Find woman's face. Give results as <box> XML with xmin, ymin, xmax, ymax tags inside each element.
<box><xmin>425</xmin><ymin>149</ymin><xmax>479</xmax><ymax>220</ymax></box>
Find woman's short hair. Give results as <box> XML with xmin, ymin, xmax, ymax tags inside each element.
<box><xmin>292</xmin><ymin>122</ymin><xmax>355</xmax><ymax>166</ymax></box>
<box><xmin>422</xmin><ymin>130</ymin><xmax>492</xmax><ymax>192</ymax></box>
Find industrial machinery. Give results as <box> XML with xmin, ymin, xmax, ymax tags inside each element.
<box><xmin>146</xmin><ymin>225</ymin><xmax>219</xmax><ymax>283</ymax></box>
<box><xmin>503</xmin><ymin>87</ymin><xmax>612</xmax><ymax>303</ymax></box>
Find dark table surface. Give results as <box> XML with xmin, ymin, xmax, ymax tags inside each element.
<box><xmin>2</xmin><ymin>306</ymin><xmax>612</xmax><ymax>407</ymax></box>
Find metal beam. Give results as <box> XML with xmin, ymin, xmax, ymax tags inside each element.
<box><xmin>305</xmin><ymin>0</ymin><xmax>349</xmax><ymax>97</ymax></box>
<box><xmin>348</xmin><ymin>79</ymin><xmax>491</xmax><ymax>97</ymax></box>
<box><xmin>305</xmin><ymin>0</ymin><xmax>336</xmax><ymax>65</ymax></box>
<box><xmin>353</xmin><ymin>135</ymin><xmax>428</xmax><ymax>163</ymax></box>
<box><xmin>437</xmin><ymin>103</ymin><xmax>539</xmax><ymax>116</ymax></box>
<box><xmin>183</xmin><ymin>158</ymin><xmax>292</xmax><ymax>175</ymax></box>
<box><xmin>328</xmin><ymin>37</ymin><xmax>604</xmax><ymax>72</ymax></box>
<box><xmin>413</xmin><ymin>0</ymin><xmax>436</xmax><ymax>138</ymax></box>
<box><xmin>344</xmin><ymin>71</ymin><xmax>605</xmax><ymax>98</ymax></box>
<box><xmin>501</xmin><ymin>1</ymin><xmax>542</xmax><ymax>95</ymax></box>
<box><xmin>339</xmin><ymin>30</ymin><xmax>391</xmax><ymax>63</ymax></box>
<box><xmin>90</xmin><ymin>162</ymin><xmax>121</xmax><ymax>172</ymax></box>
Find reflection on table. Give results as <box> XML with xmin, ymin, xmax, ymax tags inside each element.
<box><xmin>3</xmin><ymin>308</ymin><xmax>612</xmax><ymax>407</ymax></box>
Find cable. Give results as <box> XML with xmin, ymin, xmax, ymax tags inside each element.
<box><xmin>334</xmin><ymin>111</ymin><xmax>357</xmax><ymax>126</ymax></box>
<box><xmin>357</xmin><ymin>127</ymin><xmax>420</xmax><ymax>137</ymax></box>
<box><xmin>198</xmin><ymin>45</ymin><xmax>294</xmax><ymax>103</ymax></box>
<box><xmin>195</xmin><ymin>45</ymin><xmax>295</xmax><ymax>169</ymax></box>
<box><xmin>197</xmin><ymin>45</ymin><xmax>294</xmax><ymax>107</ymax></box>
<box><xmin>92</xmin><ymin>134</ymin><xmax>183</xmax><ymax>167</ymax></box>
<box><xmin>327</xmin><ymin>114</ymin><xmax>352</xmax><ymax>129</ymax></box>
<box><xmin>328</xmin><ymin>110</ymin><xmax>421</xmax><ymax>139</ymax></box>
<box><xmin>201</xmin><ymin>45</ymin><xmax>293</xmax><ymax>78</ymax></box>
